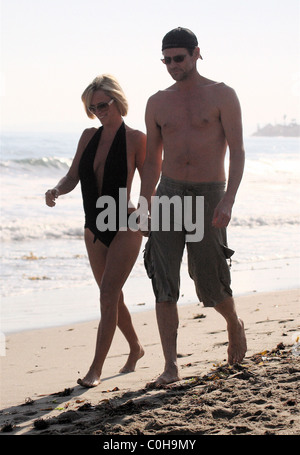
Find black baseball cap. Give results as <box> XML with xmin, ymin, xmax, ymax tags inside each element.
<box><xmin>162</xmin><ymin>27</ymin><xmax>203</xmax><ymax>59</ymax></box>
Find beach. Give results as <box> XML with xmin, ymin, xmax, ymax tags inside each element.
<box><xmin>1</xmin><ymin>135</ymin><xmax>300</xmax><ymax>334</ymax></box>
<box><xmin>1</xmin><ymin>134</ymin><xmax>300</xmax><ymax>438</ymax></box>
<box><xmin>1</xmin><ymin>288</ymin><xmax>299</xmax><ymax>436</ymax></box>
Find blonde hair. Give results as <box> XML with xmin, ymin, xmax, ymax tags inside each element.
<box><xmin>81</xmin><ymin>74</ymin><xmax>128</xmax><ymax>119</ymax></box>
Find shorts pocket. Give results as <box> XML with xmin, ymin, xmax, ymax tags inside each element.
<box><xmin>222</xmin><ymin>244</ymin><xmax>235</xmax><ymax>259</ymax></box>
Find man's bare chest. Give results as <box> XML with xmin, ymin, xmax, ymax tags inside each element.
<box><xmin>157</xmin><ymin>97</ymin><xmax>220</xmax><ymax>134</ymax></box>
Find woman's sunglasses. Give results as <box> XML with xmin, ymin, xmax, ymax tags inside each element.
<box><xmin>88</xmin><ymin>99</ymin><xmax>114</xmax><ymax>114</ymax></box>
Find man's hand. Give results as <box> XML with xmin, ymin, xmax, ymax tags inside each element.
<box><xmin>138</xmin><ymin>213</ymin><xmax>151</xmax><ymax>237</ymax></box>
<box><xmin>45</xmin><ymin>188</ymin><xmax>59</xmax><ymax>207</ymax></box>
<box><xmin>212</xmin><ymin>196</ymin><xmax>233</xmax><ymax>228</ymax></box>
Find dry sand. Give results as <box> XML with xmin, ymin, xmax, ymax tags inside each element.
<box><xmin>0</xmin><ymin>289</ymin><xmax>299</xmax><ymax>436</ymax></box>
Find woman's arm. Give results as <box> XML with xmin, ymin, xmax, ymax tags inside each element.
<box><xmin>135</xmin><ymin>131</ymin><xmax>147</xmax><ymax>178</ymax></box>
<box><xmin>45</xmin><ymin>128</ymin><xmax>96</xmax><ymax>207</ymax></box>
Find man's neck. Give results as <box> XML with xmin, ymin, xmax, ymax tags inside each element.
<box><xmin>175</xmin><ymin>71</ymin><xmax>202</xmax><ymax>91</ymax></box>
<box><xmin>176</xmin><ymin>73</ymin><xmax>220</xmax><ymax>92</ymax></box>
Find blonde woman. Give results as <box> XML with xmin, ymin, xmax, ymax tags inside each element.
<box><xmin>45</xmin><ymin>74</ymin><xmax>146</xmax><ymax>387</ymax></box>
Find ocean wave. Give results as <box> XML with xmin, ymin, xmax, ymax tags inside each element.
<box><xmin>0</xmin><ymin>223</ymin><xmax>84</xmax><ymax>242</ymax></box>
<box><xmin>1</xmin><ymin>215</ymin><xmax>299</xmax><ymax>242</ymax></box>
<box><xmin>0</xmin><ymin>156</ymin><xmax>72</xmax><ymax>173</ymax></box>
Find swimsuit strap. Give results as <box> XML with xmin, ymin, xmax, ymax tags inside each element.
<box><xmin>78</xmin><ymin>127</ymin><xmax>103</xmax><ymax>224</ymax></box>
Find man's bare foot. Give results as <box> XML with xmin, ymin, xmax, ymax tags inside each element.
<box><xmin>227</xmin><ymin>318</ymin><xmax>247</xmax><ymax>364</ymax></box>
<box><xmin>146</xmin><ymin>370</ymin><xmax>181</xmax><ymax>389</ymax></box>
<box><xmin>77</xmin><ymin>369</ymin><xmax>100</xmax><ymax>388</ymax></box>
<box><xmin>119</xmin><ymin>345</ymin><xmax>145</xmax><ymax>373</ymax></box>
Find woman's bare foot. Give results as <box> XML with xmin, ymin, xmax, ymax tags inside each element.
<box><xmin>77</xmin><ymin>369</ymin><xmax>101</xmax><ymax>388</ymax></box>
<box><xmin>227</xmin><ymin>318</ymin><xmax>247</xmax><ymax>364</ymax></box>
<box><xmin>119</xmin><ymin>345</ymin><xmax>145</xmax><ymax>373</ymax></box>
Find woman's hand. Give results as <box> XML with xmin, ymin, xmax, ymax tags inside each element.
<box><xmin>45</xmin><ymin>188</ymin><xmax>59</xmax><ymax>207</ymax></box>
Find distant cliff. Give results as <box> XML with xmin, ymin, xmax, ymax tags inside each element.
<box><xmin>252</xmin><ymin>122</ymin><xmax>300</xmax><ymax>137</ymax></box>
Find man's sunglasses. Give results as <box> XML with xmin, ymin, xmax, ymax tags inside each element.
<box><xmin>88</xmin><ymin>99</ymin><xmax>114</xmax><ymax>114</ymax></box>
<box><xmin>161</xmin><ymin>55</ymin><xmax>187</xmax><ymax>65</ymax></box>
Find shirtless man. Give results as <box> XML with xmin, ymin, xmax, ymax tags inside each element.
<box><xmin>140</xmin><ymin>27</ymin><xmax>247</xmax><ymax>385</ymax></box>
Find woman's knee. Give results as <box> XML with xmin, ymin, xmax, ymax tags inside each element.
<box><xmin>99</xmin><ymin>284</ymin><xmax>120</xmax><ymax>310</ymax></box>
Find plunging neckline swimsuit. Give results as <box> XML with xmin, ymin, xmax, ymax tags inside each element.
<box><xmin>78</xmin><ymin>122</ymin><xmax>128</xmax><ymax>247</ymax></box>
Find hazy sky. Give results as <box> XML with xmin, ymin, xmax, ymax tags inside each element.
<box><xmin>1</xmin><ymin>0</ymin><xmax>299</xmax><ymax>136</ymax></box>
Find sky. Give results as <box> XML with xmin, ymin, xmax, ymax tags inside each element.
<box><xmin>0</xmin><ymin>0</ymin><xmax>299</xmax><ymax>136</ymax></box>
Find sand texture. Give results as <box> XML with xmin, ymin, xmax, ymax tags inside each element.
<box><xmin>1</xmin><ymin>289</ymin><xmax>299</xmax><ymax>436</ymax></box>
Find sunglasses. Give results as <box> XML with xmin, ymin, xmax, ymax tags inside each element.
<box><xmin>161</xmin><ymin>55</ymin><xmax>187</xmax><ymax>65</ymax></box>
<box><xmin>88</xmin><ymin>99</ymin><xmax>114</xmax><ymax>114</ymax></box>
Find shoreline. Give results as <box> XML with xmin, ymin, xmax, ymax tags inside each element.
<box><xmin>1</xmin><ymin>256</ymin><xmax>299</xmax><ymax>336</ymax></box>
<box><xmin>1</xmin><ymin>288</ymin><xmax>299</xmax><ymax>435</ymax></box>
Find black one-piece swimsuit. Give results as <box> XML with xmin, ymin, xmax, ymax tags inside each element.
<box><xmin>78</xmin><ymin>122</ymin><xmax>128</xmax><ymax>247</ymax></box>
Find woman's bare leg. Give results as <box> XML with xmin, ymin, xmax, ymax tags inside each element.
<box><xmin>77</xmin><ymin>229</ymin><xmax>143</xmax><ymax>387</ymax></box>
<box><xmin>117</xmin><ymin>293</ymin><xmax>144</xmax><ymax>373</ymax></box>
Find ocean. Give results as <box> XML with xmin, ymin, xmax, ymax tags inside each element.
<box><xmin>1</xmin><ymin>132</ymin><xmax>300</xmax><ymax>334</ymax></box>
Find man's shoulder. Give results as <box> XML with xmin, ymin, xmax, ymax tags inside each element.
<box><xmin>214</xmin><ymin>82</ymin><xmax>237</xmax><ymax>95</ymax></box>
<box><xmin>215</xmin><ymin>82</ymin><xmax>239</xmax><ymax>105</ymax></box>
<box><xmin>148</xmin><ymin>89</ymin><xmax>165</xmax><ymax>101</ymax></box>
<box><xmin>203</xmin><ymin>82</ymin><xmax>238</xmax><ymax>107</ymax></box>
<box><xmin>147</xmin><ymin>87</ymin><xmax>175</xmax><ymax>108</ymax></box>
<box><xmin>203</xmin><ymin>81</ymin><xmax>233</xmax><ymax>94</ymax></box>
<box><xmin>150</xmin><ymin>84</ymin><xmax>177</xmax><ymax>98</ymax></box>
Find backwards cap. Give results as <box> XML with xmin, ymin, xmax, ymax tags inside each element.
<box><xmin>162</xmin><ymin>27</ymin><xmax>203</xmax><ymax>59</ymax></box>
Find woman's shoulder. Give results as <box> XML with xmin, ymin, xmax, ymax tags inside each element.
<box><xmin>77</xmin><ymin>127</ymin><xmax>99</xmax><ymax>149</ymax></box>
<box><xmin>125</xmin><ymin>124</ymin><xmax>146</xmax><ymax>155</ymax></box>
<box><xmin>125</xmin><ymin>124</ymin><xmax>146</xmax><ymax>141</ymax></box>
<box><xmin>80</xmin><ymin>127</ymin><xmax>98</xmax><ymax>141</ymax></box>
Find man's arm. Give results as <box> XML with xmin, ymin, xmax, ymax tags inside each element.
<box><xmin>212</xmin><ymin>87</ymin><xmax>245</xmax><ymax>228</ymax></box>
<box><xmin>139</xmin><ymin>95</ymin><xmax>163</xmax><ymax>207</ymax></box>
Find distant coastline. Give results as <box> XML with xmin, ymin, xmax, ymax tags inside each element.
<box><xmin>252</xmin><ymin>121</ymin><xmax>300</xmax><ymax>137</ymax></box>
